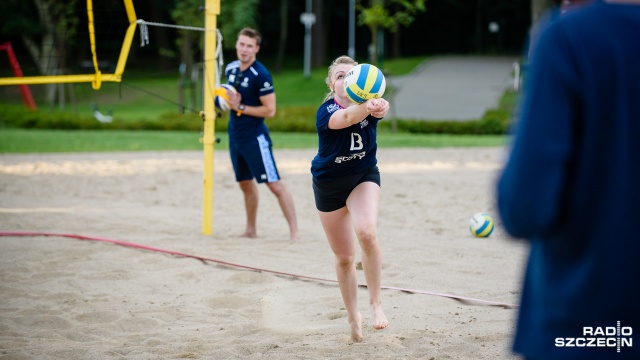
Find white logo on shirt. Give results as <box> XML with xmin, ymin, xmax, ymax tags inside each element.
<box><xmin>260</xmin><ymin>81</ymin><xmax>274</xmax><ymax>92</ymax></box>
<box><xmin>326</xmin><ymin>104</ymin><xmax>340</xmax><ymax>113</ymax></box>
<box><xmin>334</xmin><ymin>151</ymin><xmax>366</xmax><ymax>163</ymax></box>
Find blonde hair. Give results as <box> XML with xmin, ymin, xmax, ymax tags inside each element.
<box><xmin>323</xmin><ymin>55</ymin><xmax>358</xmax><ymax>102</ymax></box>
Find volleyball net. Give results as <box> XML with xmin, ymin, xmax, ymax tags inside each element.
<box><xmin>1</xmin><ymin>0</ymin><xmax>223</xmax><ymax>235</ymax></box>
<box><xmin>0</xmin><ymin>0</ymin><xmax>137</xmax><ymax>90</ymax></box>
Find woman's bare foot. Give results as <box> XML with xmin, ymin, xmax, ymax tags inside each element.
<box><xmin>239</xmin><ymin>230</ymin><xmax>257</xmax><ymax>238</ymax></box>
<box><xmin>348</xmin><ymin>312</ymin><xmax>363</xmax><ymax>343</ymax></box>
<box><xmin>371</xmin><ymin>304</ymin><xmax>388</xmax><ymax>330</ymax></box>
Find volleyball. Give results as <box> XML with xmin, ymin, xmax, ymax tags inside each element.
<box><xmin>343</xmin><ymin>63</ymin><xmax>386</xmax><ymax>104</ymax></box>
<box><xmin>214</xmin><ymin>84</ymin><xmax>237</xmax><ymax>112</ymax></box>
<box><xmin>469</xmin><ymin>213</ymin><xmax>494</xmax><ymax>237</ymax></box>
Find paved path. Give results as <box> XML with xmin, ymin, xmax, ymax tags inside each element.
<box><xmin>387</xmin><ymin>56</ymin><xmax>519</xmax><ymax>121</ymax></box>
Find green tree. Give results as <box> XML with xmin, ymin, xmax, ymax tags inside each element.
<box><xmin>170</xmin><ymin>0</ymin><xmax>259</xmax><ymax>111</ymax></box>
<box><xmin>171</xmin><ymin>0</ymin><xmax>203</xmax><ymax>113</ymax></box>
<box><xmin>1</xmin><ymin>0</ymin><xmax>79</xmax><ymax>108</ymax></box>
<box><xmin>171</xmin><ymin>0</ymin><xmax>260</xmax><ymax>56</ymax></box>
<box><xmin>218</xmin><ymin>0</ymin><xmax>259</xmax><ymax>51</ymax></box>
<box><xmin>357</xmin><ymin>0</ymin><xmax>427</xmax><ymax>65</ymax></box>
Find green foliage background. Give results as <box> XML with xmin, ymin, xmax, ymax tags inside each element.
<box><xmin>0</xmin><ymin>91</ymin><xmax>516</xmax><ymax>135</ymax></box>
<box><xmin>1</xmin><ymin>57</ymin><xmax>517</xmax><ymax>132</ymax></box>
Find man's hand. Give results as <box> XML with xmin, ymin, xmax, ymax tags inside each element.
<box><xmin>228</xmin><ymin>89</ymin><xmax>242</xmax><ymax>111</ymax></box>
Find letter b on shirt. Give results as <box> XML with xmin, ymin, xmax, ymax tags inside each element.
<box><xmin>351</xmin><ymin>133</ymin><xmax>363</xmax><ymax>151</ymax></box>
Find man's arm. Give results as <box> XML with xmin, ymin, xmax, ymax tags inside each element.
<box><xmin>497</xmin><ymin>25</ymin><xmax>576</xmax><ymax>238</ymax></box>
<box><xmin>231</xmin><ymin>93</ymin><xmax>276</xmax><ymax>118</ymax></box>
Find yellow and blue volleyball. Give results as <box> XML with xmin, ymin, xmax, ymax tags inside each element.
<box><xmin>214</xmin><ymin>84</ymin><xmax>237</xmax><ymax>112</ymax></box>
<box><xmin>343</xmin><ymin>63</ymin><xmax>386</xmax><ymax>104</ymax></box>
<box><xmin>469</xmin><ymin>212</ymin><xmax>494</xmax><ymax>237</ymax></box>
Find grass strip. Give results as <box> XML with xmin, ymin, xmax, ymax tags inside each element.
<box><xmin>0</xmin><ymin>129</ymin><xmax>508</xmax><ymax>154</ymax></box>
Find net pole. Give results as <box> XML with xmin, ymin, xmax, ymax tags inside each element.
<box><xmin>86</xmin><ymin>0</ymin><xmax>102</xmax><ymax>89</ymax></box>
<box><xmin>202</xmin><ymin>0</ymin><xmax>220</xmax><ymax>235</ymax></box>
<box><xmin>113</xmin><ymin>0</ymin><xmax>139</xmax><ymax>79</ymax></box>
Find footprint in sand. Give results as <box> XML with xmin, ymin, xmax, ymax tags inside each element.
<box><xmin>206</xmin><ymin>295</ymin><xmax>254</xmax><ymax>310</ymax></box>
<box><xmin>227</xmin><ymin>271</ymin><xmax>272</xmax><ymax>285</ymax></box>
<box><xmin>326</xmin><ymin>311</ymin><xmax>345</xmax><ymax>321</ymax></box>
<box><xmin>75</xmin><ymin>311</ymin><xmax>121</xmax><ymax>324</ymax></box>
<box><xmin>115</xmin><ymin>317</ymin><xmax>160</xmax><ymax>333</ymax></box>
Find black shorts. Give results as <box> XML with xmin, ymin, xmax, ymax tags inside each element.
<box><xmin>312</xmin><ymin>166</ymin><xmax>381</xmax><ymax>212</ymax></box>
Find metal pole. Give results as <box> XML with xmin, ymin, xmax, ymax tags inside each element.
<box><xmin>0</xmin><ymin>42</ymin><xmax>37</xmax><ymax>110</ymax></box>
<box><xmin>202</xmin><ymin>0</ymin><xmax>220</xmax><ymax>235</ymax></box>
<box><xmin>348</xmin><ymin>0</ymin><xmax>355</xmax><ymax>59</ymax></box>
<box><xmin>303</xmin><ymin>0</ymin><xmax>313</xmax><ymax>78</ymax></box>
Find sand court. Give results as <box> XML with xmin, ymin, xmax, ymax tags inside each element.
<box><xmin>0</xmin><ymin>148</ymin><xmax>526</xmax><ymax>359</ymax></box>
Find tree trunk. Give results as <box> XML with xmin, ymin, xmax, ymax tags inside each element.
<box><xmin>149</xmin><ymin>2</ymin><xmax>175</xmax><ymax>71</ymax></box>
<box><xmin>274</xmin><ymin>0</ymin><xmax>289</xmax><ymax>73</ymax></box>
<box><xmin>311</xmin><ymin>0</ymin><xmax>325</xmax><ymax>68</ymax></box>
<box><xmin>28</xmin><ymin>0</ymin><xmax>61</xmax><ymax>107</ymax></box>
<box><xmin>369</xmin><ymin>24</ymin><xmax>378</xmax><ymax>65</ymax></box>
<box><xmin>178</xmin><ymin>35</ymin><xmax>195</xmax><ymax>114</ymax></box>
<box><xmin>475</xmin><ymin>0</ymin><xmax>484</xmax><ymax>53</ymax></box>
<box><xmin>390</xmin><ymin>28</ymin><xmax>401</xmax><ymax>59</ymax></box>
<box><xmin>57</xmin><ymin>84</ymin><xmax>65</xmax><ymax>111</ymax></box>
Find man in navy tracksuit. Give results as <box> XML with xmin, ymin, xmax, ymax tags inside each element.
<box><xmin>497</xmin><ymin>1</ymin><xmax>640</xmax><ymax>359</ymax></box>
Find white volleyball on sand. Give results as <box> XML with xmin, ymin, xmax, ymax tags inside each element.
<box><xmin>343</xmin><ymin>63</ymin><xmax>386</xmax><ymax>104</ymax></box>
<box><xmin>214</xmin><ymin>84</ymin><xmax>237</xmax><ymax>112</ymax></box>
<box><xmin>469</xmin><ymin>212</ymin><xmax>494</xmax><ymax>237</ymax></box>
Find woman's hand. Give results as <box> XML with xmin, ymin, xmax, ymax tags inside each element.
<box><xmin>366</xmin><ymin>98</ymin><xmax>390</xmax><ymax>118</ymax></box>
<box><xmin>330</xmin><ymin>97</ymin><xmax>390</xmax><ymax>129</ymax></box>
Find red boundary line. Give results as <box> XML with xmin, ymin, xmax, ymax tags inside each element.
<box><xmin>0</xmin><ymin>231</ymin><xmax>518</xmax><ymax>309</ymax></box>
